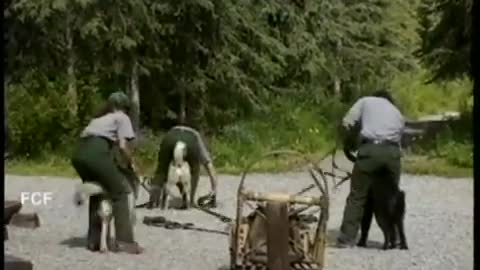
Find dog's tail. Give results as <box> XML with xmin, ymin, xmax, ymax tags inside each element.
<box><xmin>173</xmin><ymin>141</ymin><xmax>187</xmax><ymax>164</ymax></box>
<box><xmin>73</xmin><ymin>182</ymin><xmax>106</xmax><ymax>206</ymax></box>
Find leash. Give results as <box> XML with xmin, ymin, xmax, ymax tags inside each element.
<box><xmin>143</xmin><ymin>215</ymin><xmax>229</xmax><ymax>235</ymax></box>
<box><xmin>298</xmin><ymin>133</ymin><xmax>354</xmax><ymax>194</ymax></box>
<box><xmin>193</xmin><ymin>206</ymin><xmax>232</xmax><ymax>223</ymax></box>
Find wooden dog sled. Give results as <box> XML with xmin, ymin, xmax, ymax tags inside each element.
<box><xmin>229</xmin><ymin>150</ymin><xmax>330</xmax><ymax>270</ymax></box>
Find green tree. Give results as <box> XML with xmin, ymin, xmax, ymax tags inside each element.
<box><xmin>416</xmin><ymin>0</ymin><xmax>473</xmax><ymax>82</ymax></box>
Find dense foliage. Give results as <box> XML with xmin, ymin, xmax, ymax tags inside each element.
<box><xmin>4</xmin><ymin>0</ymin><xmax>472</xmax><ymax>166</ymax></box>
<box><xmin>416</xmin><ymin>0</ymin><xmax>473</xmax><ymax>82</ymax></box>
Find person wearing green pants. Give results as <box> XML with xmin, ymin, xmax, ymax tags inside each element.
<box><xmin>71</xmin><ymin>91</ymin><xmax>144</xmax><ymax>254</ymax></box>
<box><xmin>148</xmin><ymin>125</ymin><xmax>218</xmax><ymax>209</ymax></box>
<box><xmin>336</xmin><ymin>90</ymin><xmax>405</xmax><ymax>248</ymax></box>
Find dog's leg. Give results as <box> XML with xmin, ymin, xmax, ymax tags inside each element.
<box><xmin>374</xmin><ymin>214</ymin><xmax>392</xmax><ymax>250</ymax></box>
<box><xmin>396</xmin><ymin>220</ymin><xmax>408</xmax><ymax>250</ymax></box>
<box><xmin>109</xmin><ymin>216</ymin><xmax>117</xmax><ymax>251</ymax></box>
<box><xmin>100</xmin><ymin>218</ymin><xmax>109</xmax><ymax>253</ymax></box>
<box><xmin>177</xmin><ymin>182</ymin><xmax>189</xmax><ymax>209</ymax></box>
<box><xmin>163</xmin><ymin>183</ymin><xmax>177</xmax><ymax>210</ymax></box>
<box><xmin>184</xmin><ymin>182</ymin><xmax>191</xmax><ymax>209</ymax></box>
<box><xmin>381</xmin><ymin>227</ymin><xmax>390</xmax><ymax>250</ymax></box>
<box><xmin>163</xmin><ymin>185</ymin><xmax>172</xmax><ymax>210</ymax></box>
<box><xmin>159</xmin><ymin>185</ymin><xmax>168</xmax><ymax>209</ymax></box>
<box><xmin>164</xmin><ymin>194</ymin><xmax>170</xmax><ymax>210</ymax></box>
<box><xmin>395</xmin><ymin>190</ymin><xmax>408</xmax><ymax>250</ymax></box>
<box><xmin>357</xmin><ymin>192</ymin><xmax>374</xmax><ymax>247</ymax></box>
<box><xmin>388</xmin><ymin>222</ymin><xmax>397</xmax><ymax>249</ymax></box>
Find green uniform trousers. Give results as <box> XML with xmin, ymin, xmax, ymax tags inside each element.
<box><xmin>71</xmin><ymin>136</ymin><xmax>135</xmax><ymax>248</ymax></box>
<box><xmin>152</xmin><ymin>128</ymin><xmax>202</xmax><ymax>204</ymax></box>
<box><xmin>112</xmin><ymin>145</ymin><xmax>140</xmax><ymax>198</ymax></box>
<box><xmin>338</xmin><ymin>142</ymin><xmax>401</xmax><ymax>244</ymax></box>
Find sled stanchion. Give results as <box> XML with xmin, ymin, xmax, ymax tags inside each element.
<box><xmin>266</xmin><ymin>201</ymin><xmax>289</xmax><ymax>270</ymax></box>
<box><xmin>242</xmin><ymin>191</ymin><xmax>323</xmax><ymax>206</ymax></box>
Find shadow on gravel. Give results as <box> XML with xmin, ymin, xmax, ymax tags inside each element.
<box><xmin>325</xmin><ymin>228</ymin><xmax>384</xmax><ymax>249</ymax></box>
<box><xmin>60</xmin><ymin>236</ymin><xmax>87</xmax><ymax>248</ymax></box>
<box><xmin>217</xmin><ymin>266</ymin><xmax>230</xmax><ymax>270</ymax></box>
<box><xmin>357</xmin><ymin>240</ymin><xmax>384</xmax><ymax>249</ymax></box>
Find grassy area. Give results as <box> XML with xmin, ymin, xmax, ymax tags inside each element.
<box><xmin>4</xmin><ymin>153</ymin><xmax>318</xmax><ymax>178</ymax></box>
<box><xmin>5</xmin><ymin>150</ymin><xmax>473</xmax><ymax>179</ymax></box>
<box><xmin>402</xmin><ymin>156</ymin><xmax>473</xmax><ymax>178</ymax></box>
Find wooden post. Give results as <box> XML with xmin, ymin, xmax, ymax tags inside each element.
<box><xmin>266</xmin><ymin>201</ymin><xmax>290</xmax><ymax>270</ymax></box>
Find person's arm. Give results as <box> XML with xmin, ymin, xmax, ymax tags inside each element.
<box><xmin>119</xmin><ymin>138</ymin><xmax>136</xmax><ymax>169</ymax></box>
<box><xmin>342</xmin><ymin>98</ymin><xmax>364</xmax><ymax>131</ymax></box>
<box><xmin>338</xmin><ymin>98</ymin><xmax>364</xmax><ymax>156</ymax></box>
<box><xmin>196</xmin><ymin>132</ymin><xmax>217</xmax><ymax>195</ymax></box>
<box><xmin>116</xmin><ymin>113</ymin><xmax>137</xmax><ymax>171</ymax></box>
<box><xmin>204</xmin><ymin>162</ymin><xmax>218</xmax><ymax>195</ymax></box>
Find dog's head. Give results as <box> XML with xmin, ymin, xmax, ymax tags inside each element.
<box><xmin>73</xmin><ymin>191</ymin><xmax>88</xmax><ymax>207</ymax></box>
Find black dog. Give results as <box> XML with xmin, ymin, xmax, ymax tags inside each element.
<box><xmin>343</xmin><ymin>146</ymin><xmax>408</xmax><ymax>250</ymax></box>
<box><xmin>357</xmin><ymin>170</ymin><xmax>408</xmax><ymax>250</ymax></box>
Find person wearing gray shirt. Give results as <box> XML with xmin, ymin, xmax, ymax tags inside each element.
<box><xmin>336</xmin><ymin>90</ymin><xmax>405</xmax><ymax>248</ymax></box>
<box><xmin>71</xmin><ymin>91</ymin><xmax>144</xmax><ymax>254</ymax></box>
<box><xmin>148</xmin><ymin>125</ymin><xmax>218</xmax><ymax>209</ymax></box>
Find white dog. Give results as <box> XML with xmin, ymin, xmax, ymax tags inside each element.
<box><xmin>163</xmin><ymin>141</ymin><xmax>191</xmax><ymax>209</ymax></box>
<box><xmin>74</xmin><ymin>182</ymin><xmax>136</xmax><ymax>253</ymax></box>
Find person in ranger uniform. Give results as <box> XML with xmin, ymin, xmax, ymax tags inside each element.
<box><xmin>148</xmin><ymin>125</ymin><xmax>218</xmax><ymax>209</ymax></box>
<box><xmin>336</xmin><ymin>90</ymin><xmax>405</xmax><ymax>248</ymax></box>
<box><xmin>71</xmin><ymin>91</ymin><xmax>144</xmax><ymax>254</ymax></box>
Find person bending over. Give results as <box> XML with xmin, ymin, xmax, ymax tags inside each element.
<box><xmin>148</xmin><ymin>125</ymin><xmax>218</xmax><ymax>209</ymax></box>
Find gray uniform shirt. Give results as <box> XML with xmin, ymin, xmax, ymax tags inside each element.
<box><xmin>342</xmin><ymin>96</ymin><xmax>404</xmax><ymax>143</ymax></box>
<box><xmin>81</xmin><ymin>111</ymin><xmax>135</xmax><ymax>142</ymax></box>
<box><xmin>172</xmin><ymin>125</ymin><xmax>212</xmax><ymax>164</ymax></box>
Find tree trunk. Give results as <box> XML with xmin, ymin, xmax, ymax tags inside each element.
<box><xmin>178</xmin><ymin>80</ymin><xmax>186</xmax><ymax>125</ymax></box>
<box><xmin>334</xmin><ymin>40</ymin><xmax>342</xmax><ymax>97</ymax></box>
<box><xmin>66</xmin><ymin>22</ymin><xmax>77</xmax><ymax>118</ymax></box>
<box><xmin>128</xmin><ymin>61</ymin><xmax>141</xmax><ymax>131</ymax></box>
<box><xmin>334</xmin><ymin>78</ymin><xmax>341</xmax><ymax>97</ymax></box>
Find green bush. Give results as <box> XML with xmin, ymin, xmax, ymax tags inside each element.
<box><xmin>7</xmin><ymin>72</ymin><xmax>103</xmax><ymax>158</ymax></box>
<box><xmin>441</xmin><ymin>142</ymin><xmax>473</xmax><ymax>168</ymax></box>
<box><xmin>391</xmin><ymin>70</ymin><xmax>472</xmax><ymax>118</ymax></box>
<box><xmin>134</xmin><ymin>99</ymin><xmax>341</xmax><ymax>174</ymax></box>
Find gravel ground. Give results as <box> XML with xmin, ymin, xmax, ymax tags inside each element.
<box><xmin>5</xmin><ymin>170</ymin><xmax>473</xmax><ymax>270</ymax></box>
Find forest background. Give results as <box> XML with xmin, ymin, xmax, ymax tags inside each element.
<box><xmin>4</xmin><ymin>0</ymin><xmax>473</xmax><ymax>177</ymax></box>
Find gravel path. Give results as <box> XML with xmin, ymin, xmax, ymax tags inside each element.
<box><xmin>5</xmin><ymin>170</ymin><xmax>473</xmax><ymax>270</ymax></box>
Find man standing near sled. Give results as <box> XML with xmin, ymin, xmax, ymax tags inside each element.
<box><xmin>148</xmin><ymin>125</ymin><xmax>218</xmax><ymax>209</ymax></box>
<box><xmin>336</xmin><ymin>89</ymin><xmax>405</xmax><ymax>248</ymax></box>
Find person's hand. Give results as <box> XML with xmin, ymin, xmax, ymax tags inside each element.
<box><xmin>129</xmin><ymin>162</ymin><xmax>138</xmax><ymax>174</ymax></box>
<box><xmin>197</xmin><ymin>190</ymin><xmax>217</xmax><ymax>208</ymax></box>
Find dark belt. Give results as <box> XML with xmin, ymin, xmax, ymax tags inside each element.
<box><xmin>360</xmin><ymin>138</ymin><xmax>400</xmax><ymax>147</ymax></box>
<box><xmin>81</xmin><ymin>135</ymin><xmax>115</xmax><ymax>147</ymax></box>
